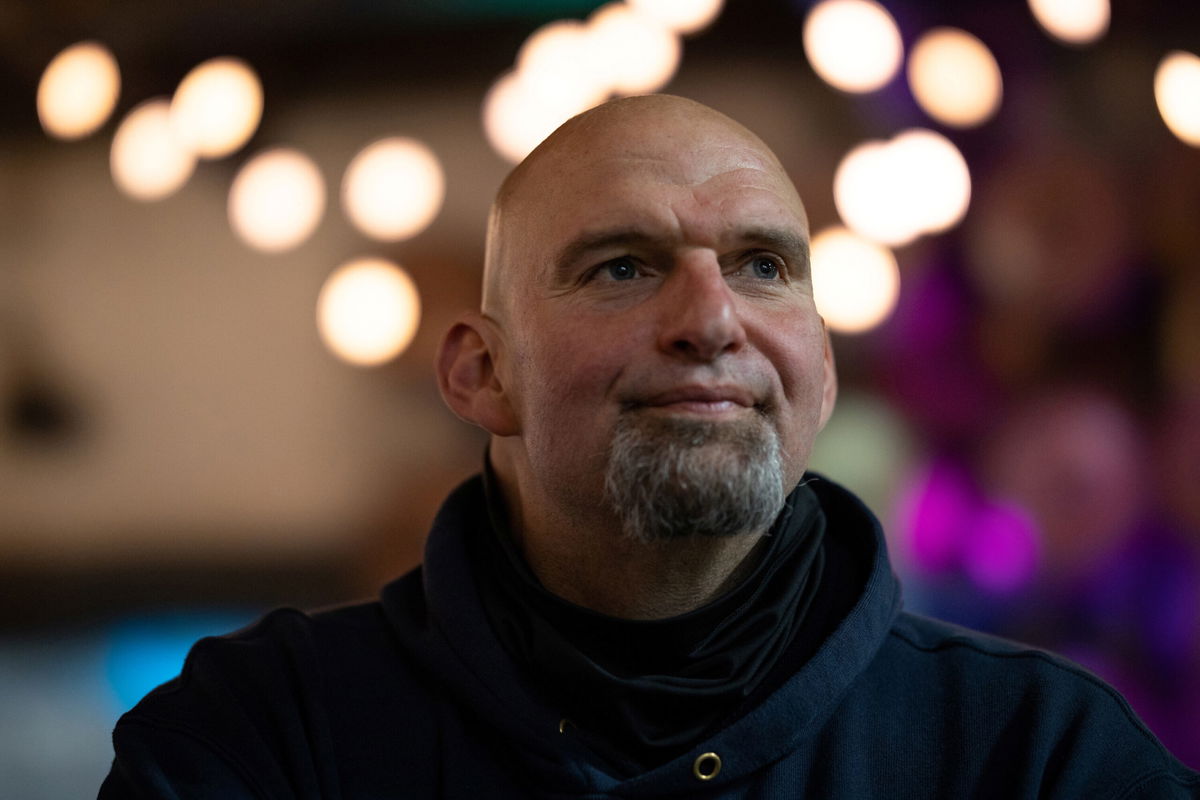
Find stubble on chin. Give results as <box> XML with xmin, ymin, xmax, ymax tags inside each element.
<box><xmin>602</xmin><ymin>410</ymin><xmax>786</xmax><ymax>544</ymax></box>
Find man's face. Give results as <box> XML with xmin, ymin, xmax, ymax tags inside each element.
<box><xmin>491</xmin><ymin>109</ymin><xmax>835</xmax><ymax>531</ymax></box>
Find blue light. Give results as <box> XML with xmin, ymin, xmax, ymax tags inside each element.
<box><xmin>104</xmin><ymin>610</ymin><xmax>256</xmax><ymax>713</ymax></box>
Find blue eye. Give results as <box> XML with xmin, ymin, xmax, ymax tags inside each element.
<box><xmin>605</xmin><ymin>258</ymin><xmax>638</xmax><ymax>281</ymax></box>
<box><xmin>750</xmin><ymin>255</ymin><xmax>780</xmax><ymax>279</ymax></box>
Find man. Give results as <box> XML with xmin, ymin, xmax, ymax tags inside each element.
<box><xmin>101</xmin><ymin>95</ymin><xmax>1199</xmax><ymax>798</ymax></box>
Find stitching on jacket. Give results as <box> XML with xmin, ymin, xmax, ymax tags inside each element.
<box><xmin>887</xmin><ymin>625</ymin><xmax>1179</xmax><ymax>762</ymax></box>
<box><xmin>1112</xmin><ymin>768</ymin><xmax>1200</xmax><ymax>799</ymax></box>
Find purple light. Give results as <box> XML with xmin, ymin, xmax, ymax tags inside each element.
<box><xmin>901</xmin><ymin>461</ymin><xmax>974</xmax><ymax>574</ymax></box>
<box><xmin>962</xmin><ymin>502</ymin><xmax>1040</xmax><ymax>594</ymax></box>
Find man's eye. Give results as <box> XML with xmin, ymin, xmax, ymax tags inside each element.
<box><xmin>602</xmin><ymin>258</ymin><xmax>639</xmax><ymax>281</ymax></box>
<box><xmin>749</xmin><ymin>255</ymin><xmax>781</xmax><ymax>279</ymax></box>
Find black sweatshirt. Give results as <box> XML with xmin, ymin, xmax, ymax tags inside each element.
<box><xmin>101</xmin><ymin>475</ymin><xmax>1200</xmax><ymax>798</ymax></box>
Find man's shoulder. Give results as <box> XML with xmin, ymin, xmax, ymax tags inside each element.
<box><xmin>834</xmin><ymin>611</ymin><xmax>1200</xmax><ymax>796</ymax></box>
<box><xmin>102</xmin><ymin>578</ymin><xmax>442</xmax><ymax>799</ymax></box>
<box><xmin>880</xmin><ymin>611</ymin><xmax>1148</xmax><ymax>713</ymax></box>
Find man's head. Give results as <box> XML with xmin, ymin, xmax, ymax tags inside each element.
<box><xmin>438</xmin><ymin>94</ymin><xmax>836</xmax><ymax>543</ymax></box>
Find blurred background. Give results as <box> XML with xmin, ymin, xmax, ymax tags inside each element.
<box><xmin>2</xmin><ymin>0</ymin><xmax>1198</xmax><ymax>794</ymax></box>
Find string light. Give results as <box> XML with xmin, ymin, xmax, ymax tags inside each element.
<box><xmin>810</xmin><ymin>225</ymin><xmax>900</xmax><ymax>334</ymax></box>
<box><xmin>483</xmin><ymin>1</ymin><xmax>690</xmax><ymax>163</ymax></box>
<box><xmin>627</xmin><ymin>0</ymin><xmax>724</xmax><ymax>35</ymax></box>
<box><xmin>1027</xmin><ymin>0</ymin><xmax>1109</xmax><ymax>46</ymax></box>
<box><xmin>170</xmin><ymin>57</ymin><xmax>263</xmax><ymax>159</ymax></box>
<box><xmin>516</xmin><ymin>20</ymin><xmax>609</xmax><ymax>110</ymax></box>
<box><xmin>110</xmin><ymin>99</ymin><xmax>196</xmax><ymax>201</ymax></box>
<box><xmin>341</xmin><ymin>137</ymin><xmax>445</xmax><ymax>241</ymax></box>
<box><xmin>37</xmin><ymin>42</ymin><xmax>121</xmax><ymax>140</ymax></box>
<box><xmin>908</xmin><ymin>28</ymin><xmax>1003</xmax><ymax>128</ymax></box>
<box><xmin>228</xmin><ymin>148</ymin><xmax>325</xmax><ymax>252</ymax></box>
<box><xmin>586</xmin><ymin>2</ymin><xmax>682</xmax><ymax>96</ymax></box>
<box><xmin>1155</xmin><ymin>51</ymin><xmax>1200</xmax><ymax>147</ymax></box>
<box><xmin>834</xmin><ymin>129</ymin><xmax>970</xmax><ymax>246</ymax></box>
<box><xmin>317</xmin><ymin>257</ymin><xmax>421</xmax><ymax>367</ymax></box>
<box><xmin>803</xmin><ymin>0</ymin><xmax>903</xmax><ymax>93</ymax></box>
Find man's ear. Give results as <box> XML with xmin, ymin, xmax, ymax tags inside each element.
<box><xmin>818</xmin><ymin>322</ymin><xmax>838</xmax><ymax>429</ymax></box>
<box><xmin>436</xmin><ymin>311</ymin><xmax>520</xmax><ymax>437</ymax></box>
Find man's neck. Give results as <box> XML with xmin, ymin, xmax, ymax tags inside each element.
<box><xmin>520</xmin><ymin>524</ymin><xmax>769</xmax><ymax>619</ymax></box>
<box><xmin>493</xmin><ymin>475</ymin><xmax>763</xmax><ymax>620</ymax></box>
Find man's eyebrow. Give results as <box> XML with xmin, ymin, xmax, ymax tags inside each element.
<box><xmin>551</xmin><ymin>226</ymin><xmax>811</xmax><ymax>278</ymax></box>
<box><xmin>736</xmin><ymin>227</ymin><xmax>811</xmax><ymax>277</ymax></box>
<box><xmin>553</xmin><ymin>228</ymin><xmax>661</xmax><ymax>276</ymax></box>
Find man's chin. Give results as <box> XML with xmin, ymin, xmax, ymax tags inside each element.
<box><xmin>603</xmin><ymin>410</ymin><xmax>785</xmax><ymax>542</ymax></box>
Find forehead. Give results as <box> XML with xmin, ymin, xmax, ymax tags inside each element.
<box><xmin>517</xmin><ymin>135</ymin><xmax>807</xmax><ymax>253</ymax></box>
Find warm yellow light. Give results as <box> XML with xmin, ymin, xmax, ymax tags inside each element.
<box><xmin>908</xmin><ymin>28</ymin><xmax>1003</xmax><ymax>128</ymax></box>
<box><xmin>341</xmin><ymin>138</ymin><xmax>445</xmax><ymax>241</ymax></box>
<box><xmin>228</xmin><ymin>148</ymin><xmax>325</xmax><ymax>252</ymax></box>
<box><xmin>811</xmin><ymin>226</ymin><xmax>900</xmax><ymax>334</ymax></box>
<box><xmin>1155</xmin><ymin>51</ymin><xmax>1200</xmax><ymax>148</ymax></box>
<box><xmin>483</xmin><ymin>70</ymin><xmax>597</xmax><ymax>164</ymax></box>
<box><xmin>834</xmin><ymin>129</ymin><xmax>970</xmax><ymax>245</ymax></box>
<box><xmin>892</xmin><ymin>129</ymin><xmax>971</xmax><ymax>234</ymax></box>
<box><xmin>317</xmin><ymin>257</ymin><xmax>421</xmax><ymax>367</ymax></box>
<box><xmin>587</xmin><ymin>2</ymin><xmax>682</xmax><ymax>96</ymax></box>
<box><xmin>1027</xmin><ymin>0</ymin><xmax>1109</xmax><ymax>46</ymax></box>
<box><xmin>170</xmin><ymin>57</ymin><xmax>263</xmax><ymax>159</ymax></box>
<box><xmin>835</xmin><ymin>142</ymin><xmax>902</xmax><ymax>245</ymax></box>
<box><xmin>803</xmin><ymin>0</ymin><xmax>903</xmax><ymax>93</ymax></box>
<box><xmin>628</xmin><ymin>0</ymin><xmax>724</xmax><ymax>35</ymax></box>
<box><xmin>38</xmin><ymin>41</ymin><xmax>121</xmax><ymax>140</ymax></box>
<box><xmin>110</xmin><ymin>98</ymin><xmax>196</xmax><ymax>201</ymax></box>
<box><xmin>517</xmin><ymin>19</ymin><xmax>610</xmax><ymax>108</ymax></box>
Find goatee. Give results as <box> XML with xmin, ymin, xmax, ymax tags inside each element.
<box><xmin>603</xmin><ymin>411</ymin><xmax>786</xmax><ymax>543</ymax></box>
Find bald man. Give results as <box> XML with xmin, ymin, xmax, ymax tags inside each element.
<box><xmin>101</xmin><ymin>96</ymin><xmax>1199</xmax><ymax>799</ymax></box>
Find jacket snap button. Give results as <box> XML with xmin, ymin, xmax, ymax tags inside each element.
<box><xmin>693</xmin><ymin>752</ymin><xmax>721</xmax><ymax>781</ymax></box>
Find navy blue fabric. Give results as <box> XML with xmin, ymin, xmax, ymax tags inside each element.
<box><xmin>100</xmin><ymin>475</ymin><xmax>1200</xmax><ymax>799</ymax></box>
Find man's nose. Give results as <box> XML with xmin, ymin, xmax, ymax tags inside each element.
<box><xmin>655</xmin><ymin>254</ymin><xmax>747</xmax><ymax>362</ymax></box>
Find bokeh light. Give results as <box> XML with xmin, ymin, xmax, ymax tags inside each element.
<box><xmin>892</xmin><ymin>129</ymin><xmax>972</xmax><ymax>233</ymax></box>
<box><xmin>808</xmin><ymin>392</ymin><xmax>916</xmax><ymax>531</ymax></box>
<box><xmin>1028</xmin><ymin>0</ymin><xmax>1110</xmax><ymax>46</ymax></box>
<box><xmin>228</xmin><ymin>148</ymin><xmax>325</xmax><ymax>252</ymax></box>
<box><xmin>810</xmin><ymin>225</ymin><xmax>900</xmax><ymax>334</ymax></box>
<box><xmin>170</xmin><ymin>57</ymin><xmax>263</xmax><ymax>159</ymax></box>
<box><xmin>341</xmin><ymin>137</ymin><xmax>445</xmax><ymax>241</ymax></box>
<box><xmin>37</xmin><ymin>41</ymin><xmax>121</xmax><ymax>140</ymax></box>
<box><xmin>482</xmin><ymin>2</ymin><xmax>687</xmax><ymax>163</ymax></box>
<box><xmin>1155</xmin><ymin>51</ymin><xmax>1200</xmax><ymax>148</ymax></box>
<box><xmin>587</xmin><ymin>2</ymin><xmax>682</xmax><ymax>96</ymax></box>
<box><xmin>907</xmin><ymin>28</ymin><xmax>1003</xmax><ymax>128</ymax></box>
<box><xmin>317</xmin><ymin>257</ymin><xmax>421</xmax><ymax>367</ymax></box>
<box><xmin>106</xmin><ymin>611</ymin><xmax>254</xmax><ymax>711</ymax></box>
<box><xmin>803</xmin><ymin>0</ymin><xmax>903</xmax><ymax>93</ymax></box>
<box><xmin>627</xmin><ymin>0</ymin><xmax>724</xmax><ymax>35</ymax></box>
<box><xmin>516</xmin><ymin>19</ymin><xmax>610</xmax><ymax>110</ymax></box>
<box><xmin>483</xmin><ymin>70</ymin><xmax>596</xmax><ymax>164</ymax></box>
<box><xmin>834</xmin><ymin>129</ymin><xmax>971</xmax><ymax>246</ymax></box>
<box><xmin>110</xmin><ymin>98</ymin><xmax>197</xmax><ymax>201</ymax></box>
<box><xmin>899</xmin><ymin>460</ymin><xmax>977</xmax><ymax>575</ymax></box>
<box><xmin>961</xmin><ymin>503</ymin><xmax>1040</xmax><ymax>594</ymax></box>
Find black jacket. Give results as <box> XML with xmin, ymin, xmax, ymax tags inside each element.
<box><xmin>101</xmin><ymin>476</ymin><xmax>1200</xmax><ymax>798</ymax></box>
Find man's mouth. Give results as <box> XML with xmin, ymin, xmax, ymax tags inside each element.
<box><xmin>633</xmin><ymin>386</ymin><xmax>759</xmax><ymax>416</ymax></box>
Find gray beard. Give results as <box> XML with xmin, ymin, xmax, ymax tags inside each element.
<box><xmin>602</xmin><ymin>411</ymin><xmax>786</xmax><ymax>543</ymax></box>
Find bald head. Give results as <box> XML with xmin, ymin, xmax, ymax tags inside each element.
<box><xmin>482</xmin><ymin>95</ymin><xmax>806</xmax><ymax>319</ymax></box>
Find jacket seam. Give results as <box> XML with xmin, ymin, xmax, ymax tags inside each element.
<box><xmin>887</xmin><ymin>626</ymin><xmax>1175</xmax><ymax>759</ymax></box>
<box><xmin>1112</xmin><ymin>768</ymin><xmax>1200</xmax><ymax>799</ymax></box>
